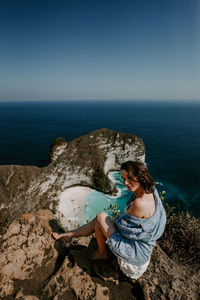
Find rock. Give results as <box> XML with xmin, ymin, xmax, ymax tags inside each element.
<box><xmin>0</xmin><ymin>210</ymin><xmax>137</xmax><ymax>299</ymax></box>
<box><xmin>15</xmin><ymin>290</ymin><xmax>40</xmax><ymax>300</ymax></box>
<box><xmin>0</xmin><ymin>210</ymin><xmax>199</xmax><ymax>299</ymax></box>
<box><xmin>95</xmin><ymin>284</ymin><xmax>109</xmax><ymax>300</ymax></box>
<box><xmin>138</xmin><ymin>243</ymin><xmax>200</xmax><ymax>300</ymax></box>
<box><xmin>0</xmin><ymin>128</ymin><xmax>145</xmax><ymax>234</ymax></box>
<box><xmin>0</xmin><ymin>210</ymin><xmax>58</xmax><ymax>299</ymax></box>
<box><xmin>41</xmin><ymin>243</ymin><xmax>136</xmax><ymax>300</ymax></box>
<box><xmin>0</xmin><ymin>165</ymin><xmax>43</xmax><ymax>234</ymax></box>
<box><xmin>49</xmin><ymin>137</ymin><xmax>68</xmax><ymax>163</ymax></box>
<box><xmin>42</xmin><ymin>256</ymin><xmax>97</xmax><ymax>299</ymax></box>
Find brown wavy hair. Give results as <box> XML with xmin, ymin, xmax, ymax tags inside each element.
<box><xmin>120</xmin><ymin>161</ymin><xmax>155</xmax><ymax>193</ymax></box>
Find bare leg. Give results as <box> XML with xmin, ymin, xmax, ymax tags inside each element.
<box><xmin>52</xmin><ymin>212</ymin><xmax>116</xmax><ymax>260</ymax></box>
<box><xmin>91</xmin><ymin>212</ymin><xmax>116</xmax><ymax>260</ymax></box>
<box><xmin>90</xmin><ymin>222</ymin><xmax>109</xmax><ymax>260</ymax></box>
<box><xmin>52</xmin><ymin>217</ymin><xmax>96</xmax><ymax>243</ymax></box>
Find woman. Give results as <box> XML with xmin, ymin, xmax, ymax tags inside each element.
<box><xmin>53</xmin><ymin>161</ymin><xmax>166</xmax><ymax>279</ymax></box>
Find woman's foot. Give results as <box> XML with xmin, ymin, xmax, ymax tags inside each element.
<box><xmin>90</xmin><ymin>250</ymin><xmax>109</xmax><ymax>261</ymax></box>
<box><xmin>52</xmin><ymin>232</ymin><xmax>72</xmax><ymax>243</ymax></box>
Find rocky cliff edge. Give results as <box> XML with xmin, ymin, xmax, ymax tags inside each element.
<box><xmin>0</xmin><ymin>209</ymin><xmax>199</xmax><ymax>299</ymax></box>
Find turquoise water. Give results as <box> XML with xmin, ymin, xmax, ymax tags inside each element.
<box><xmin>84</xmin><ymin>171</ymin><xmax>167</xmax><ymax>221</ymax></box>
<box><xmin>84</xmin><ymin>171</ymin><xmax>133</xmax><ymax>220</ymax></box>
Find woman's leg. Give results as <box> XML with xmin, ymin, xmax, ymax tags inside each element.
<box><xmin>52</xmin><ymin>217</ymin><xmax>96</xmax><ymax>243</ymax></box>
<box><xmin>52</xmin><ymin>211</ymin><xmax>116</xmax><ymax>260</ymax></box>
<box><xmin>91</xmin><ymin>212</ymin><xmax>116</xmax><ymax>260</ymax></box>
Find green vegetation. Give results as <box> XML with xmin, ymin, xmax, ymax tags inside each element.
<box><xmin>105</xmin><ymin>204</ymin><xmax>120</xmax><ymax>218</ymax></box>
<box><xmin>91</xmin><ymin>163</ymin><xmax>110</xmax><ymax>192</ymax></box>
<box><xmin>52</xmin><ymin>137</ymin><xmax>66</xmax><ymax>146</ymax></box>
<box><xmin>159</xmin><ymin>191</ymin><xmax>200</xmax><ymax>271</ymax></box>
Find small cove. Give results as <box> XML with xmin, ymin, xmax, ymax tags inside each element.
<box><xmin>84</xmin><ymin>172</ymin><xmax>133</xmax><ymax>221</ymax></box>
<box><xmin>57</xmin><ymin>171</ymin><xmax>167</xmax><ymax>230</ymax></box>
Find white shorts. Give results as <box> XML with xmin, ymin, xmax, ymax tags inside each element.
<box><xmin>117</xmin><ymin>257</ymin><xmax>150</xmax><ymax>280</ymax></box>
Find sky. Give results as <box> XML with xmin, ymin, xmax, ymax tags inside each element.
<box><xmin>0</xmin><ymin>0</ymin><xmax>199</xmax><ymax>101</ymax></box>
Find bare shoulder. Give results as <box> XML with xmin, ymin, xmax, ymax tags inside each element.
<box><xmin>133</xmin><ymin>197</ymin><xmax>146</xmax><ymax>208</ymax></box>
<box><xmin>128</xmin><ymin>197</ymin><xmax>146</xmax><ymax>218</ymax></box>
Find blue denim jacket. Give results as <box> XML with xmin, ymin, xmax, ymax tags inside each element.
<box><xmin>106</xmin><ymin>187</ymin><xmax>166</xmax><ymax>265</ymax></box>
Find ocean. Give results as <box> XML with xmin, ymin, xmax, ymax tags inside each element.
<box><xmin>0</xmin><ymin>100</ymin><xmax>199</xmax><ymax>217</ymax></box>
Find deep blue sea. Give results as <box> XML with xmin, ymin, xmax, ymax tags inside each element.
<box><xmin>0</xmin><ymin>100</ymin><xmax>200</xmax><ymax>217</ymax></box>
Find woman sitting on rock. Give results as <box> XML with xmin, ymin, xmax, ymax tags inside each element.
<box><xmin>53</xmin><ymin>161</ymin><xmax>166</xmax><ymax>280</ymax></box>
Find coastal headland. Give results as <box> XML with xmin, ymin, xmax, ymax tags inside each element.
<box><xmin>0</xmin><ymin>128</ymin><xmax>199</xmax><ymax>299</ymax></box>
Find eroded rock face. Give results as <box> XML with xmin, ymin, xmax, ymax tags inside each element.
<box><xmin>0</xmin><ymin>210</ymin><xmax>199</xmax><ymax>300</ymax></box>
<box><xmin>0</xmin><ymin>210</ymin><xmax>57</xmax><ymax>298</ymax></box>
<box><xmin>139</xmin><ymin>244</ymin><xmax>200</xmax><ymax>300</ymax></box>
<box><xmin>0</xmin><ymin>128</ymin><xmax>145</xmax><ymax>234</ymax></box>
<box><xmin>49</xmin><ymin>137</ymin><xmax>68</xmax><ymax>163</ymax></box>
<box><xmin>0</xmin><ymin>165</ymin><xmax>43</xmax><ymax>234</ymax></box>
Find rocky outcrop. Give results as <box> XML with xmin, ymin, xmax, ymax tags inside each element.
<box><xmin>0</xmin><ymin>165</ymin><xmax>43</xmax><ymax>233</ymax></box>
<box><xmin>0</xmin><ymin>128</ymin><xmax>145</xmax><ymax>234</ymax></box>
<box><xmin>0</xmin><ymin>210</ymin><xmax>199</xmax><ymax>299</ymax></box>
<box><xmin>49</xmin><ymin>137</ymin><xmax>68</xmax><ymax>163</ymax></box>
<box><xmin>0</xmin><ymin>210</ymin><xmax>57</xmax><ymax>299</ymax></box>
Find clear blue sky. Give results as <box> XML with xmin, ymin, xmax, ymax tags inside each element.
<box><xmin>0</xmin><ymin>0</ymin><xmax>199</xmax><ymax>101</ymax></box>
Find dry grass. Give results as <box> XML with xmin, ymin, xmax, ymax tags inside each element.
<box><xmin>159</xmin><ymin>202</ymin><xmax>200</xmax><ymax>270</ymax></box>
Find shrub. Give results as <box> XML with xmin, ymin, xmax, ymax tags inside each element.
<box><xmin>159</xmin><ymin>191</ymin><xmax>200</xmax><ymax>270</ymax></box>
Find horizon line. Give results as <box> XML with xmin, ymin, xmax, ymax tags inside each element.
<box><xmin>0</xmin><ymin>98</ymin><xmax>200</xmax><ymax>103</ymax></box>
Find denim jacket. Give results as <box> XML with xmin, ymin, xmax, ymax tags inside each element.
<box><xmin>106</xmin><ymin>187</ymin><xmax>166</xmax><ymax>265</ymax></box>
